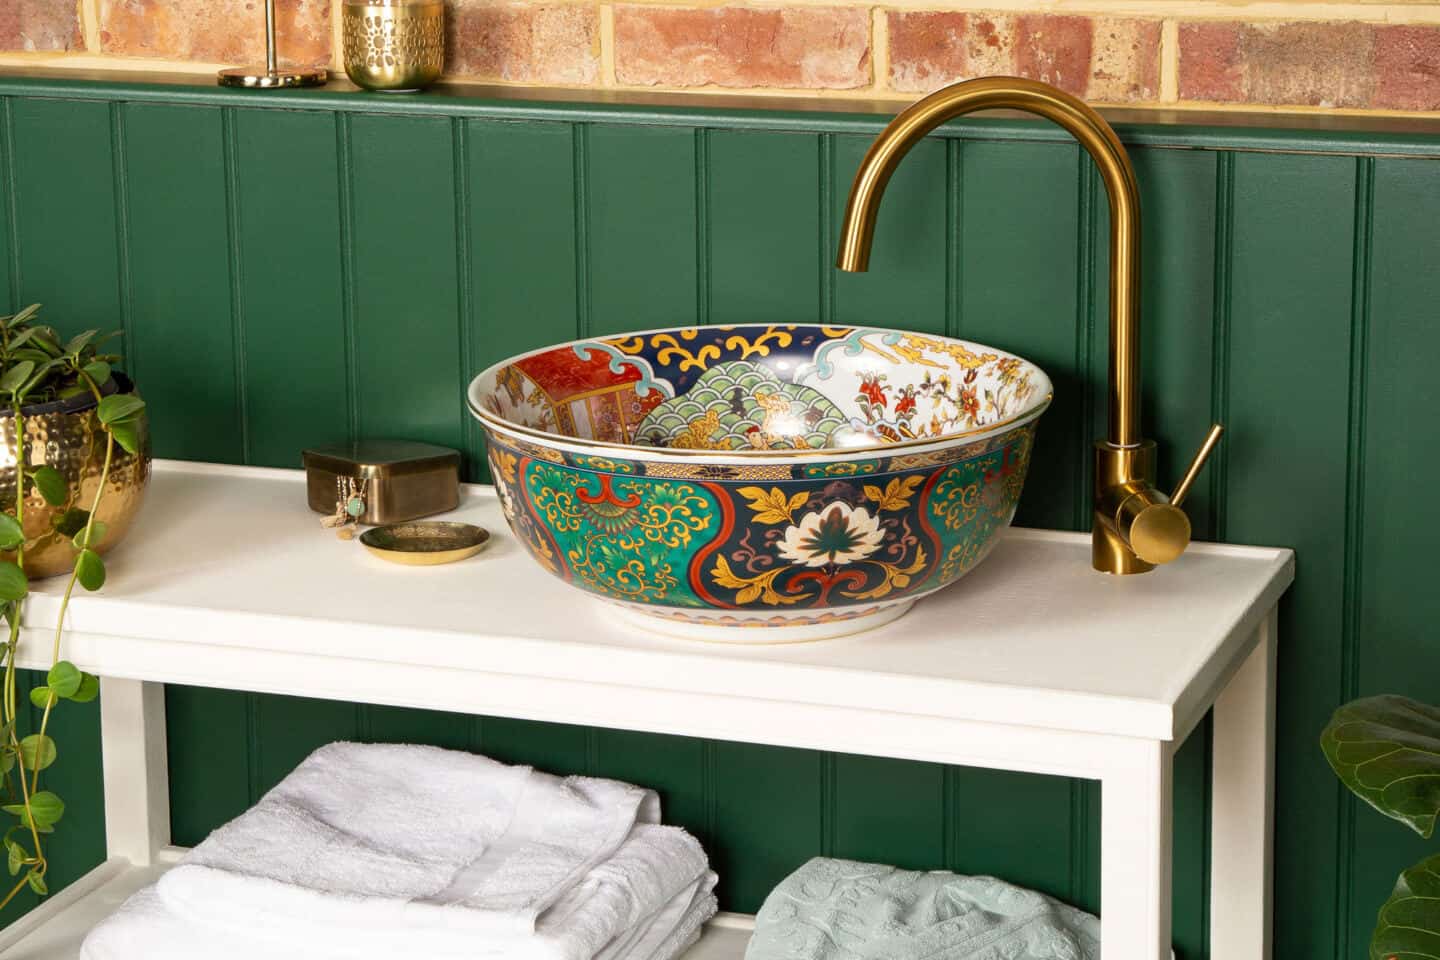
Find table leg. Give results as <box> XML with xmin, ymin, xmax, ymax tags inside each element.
<box><xmin>1209</xmin><ymin>609</ymin><xmax>1276</xmax><ymax>960</ymax></box>
<box><xmin>100</xmin><ymin>677</ymin><xmax>171</xmax><ymax>866</ymax></box>
<box><xmin>1101</xmin><ymin>737</ymin><xmax>1173</xmax><ymax>960</ymax></box>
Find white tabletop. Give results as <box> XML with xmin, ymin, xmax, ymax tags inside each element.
<box><xmin>18</xmin><ymin>461</ymin><xmax>1292</xmax><ymax>751</ymax></box>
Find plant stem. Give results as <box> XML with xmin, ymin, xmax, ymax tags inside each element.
<box><xmin>0</xmin><ymin>405</ymin><xmax>41</xmax><ymax>871</ymax></box>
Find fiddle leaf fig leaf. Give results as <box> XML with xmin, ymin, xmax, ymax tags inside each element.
<box><xmin>0</xmin><ymin>562</ymin><xmax>28</xmax><ymax>602</ymax></box>
<box><xmin>0</xmin><ymin>361</ymin><xmax>34</xmax><ymax>396</ymax></box>
<box><xmin>1367</xmin><ymin>852</ymin><xmax>1440</xmax><ymax>960</ymax></box>
<box><xmin>27</xmin><ymin>687</ymin><xmax>53</xmax><ymax>710</ymax></box>
<box><xmin>106</xmin><ymin>420</ymin><xmax>140</xmax><ymax>456</ymax></box>
<box><xmin>70</xmin><ymin>673</ymin><xmax>99</xmax><ymax>704</ymax></box>
<box><xmin>0</xmin><ymin>514</ymin><xmax>23</xmax><ymax>551</ymax></box>
<box><xmin>1322</xmin><ymin>694</ymin><xmax>1440</xmax><ymax>839</ymax></box>
<box><xmin>47</xmin><ymin>662</ymin><xmax>81</xmax><ymax>700</ymax></box>
<box><xmin>30</xmin><ymin>466</ymin><xmax>67</xmax><ymax>507</ymax></box>
<box><xmin>96</xmin><ymin>394</ymin><xmax>144</xmax><ymax>425</ymax></box>
<box><xmin>76</xmin><ymin>549</ymin><xmax>105</xmax><ymax>592</ymax></box>
<box><xmin>17</xmin><ymin>735</ymin><xmax>54</xmax><ymax>772</ymax></box>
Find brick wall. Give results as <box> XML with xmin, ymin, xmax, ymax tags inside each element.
<box><xmin>3</xmin><ymin>0</ymin><xmax>1439</xmax><ymax>114</ymax></box>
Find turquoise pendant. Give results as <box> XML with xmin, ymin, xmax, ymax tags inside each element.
<box><xmin>346</xmin><ymin>496</ymin><xmax>365</xmax><ymax>518</ymax></box>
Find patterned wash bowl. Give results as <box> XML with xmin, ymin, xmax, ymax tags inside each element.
<box><xmin>468</xmin><ymin>325</ymin><xmax>1052</xmax><ymax>642</ymax></box>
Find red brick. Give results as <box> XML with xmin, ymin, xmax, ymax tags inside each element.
<box><xmin>449</xmin><ymin>2</ymin><xmax>598</xmax><ymax>84</ymax></box>
<box><xmin>614</xmin><ymin>5</ymin><xmax>871</xmax><ymax>89</ymax></box>
<box><xmin>887</xmin><ymin>11</ymin><xmax>1158</xmax><ymax>102</ymax></box>
<box><xmin>1176</xmin><ymin>22</ymin><xmax>1242</xmax><ymax>103</ymax></box>
<box><xmin>1178</xmin><ymin>20</ymin><xmax>1376</xmax><ymax>109</ymax></box>
<box><xmin>0</xmin><ymin>1</ymin><xmax>82</xmax><ymax>52</ymax></box>
<box><xmin>1374</xmin><ymin>24</ymin><xmax>1440</xmax><ymax>111</ymax></box>
<box><xmin>100</xmin><ymin>0</ymin><xmax>332</xmax><ymax>66</ymax></box>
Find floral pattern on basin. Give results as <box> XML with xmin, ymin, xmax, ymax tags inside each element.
<box><xmin>469</xmin><ymin>324</ymin><xmax>1052</xmax><ymax>641</ymax></box>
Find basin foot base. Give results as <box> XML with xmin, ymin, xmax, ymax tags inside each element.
<box><xmin>606</xmin><ymin>599</ymin><xmax>915</xmax><ymax>644</ymax></box>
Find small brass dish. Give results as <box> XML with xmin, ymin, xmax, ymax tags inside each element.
<box><xmin>360</xmin><ymin>522</ymin><xmax>490</xmax><ymax>566</ymax></box>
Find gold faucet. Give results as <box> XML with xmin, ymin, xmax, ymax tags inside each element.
<box><xmin>836</xmin><ymin>76</ymin><xmax>1223</xmax><ymax>575</ymax></box>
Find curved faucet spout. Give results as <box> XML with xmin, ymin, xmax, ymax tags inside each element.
<box><xmin>835</xmin><ymin>75</ymin><xmax>1141</xmax><ymax>448</ymax></box>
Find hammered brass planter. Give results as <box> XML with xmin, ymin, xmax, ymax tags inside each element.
<box><xmin>0</xmin><ymin>375</ymin><xmax>151</xmax><ymax>579</ymax></box>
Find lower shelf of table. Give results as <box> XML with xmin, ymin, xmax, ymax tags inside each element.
<box><xmin>0</xmin><ymin>851</ymin><xmax>755</xmax><ymax>959</ymax></box>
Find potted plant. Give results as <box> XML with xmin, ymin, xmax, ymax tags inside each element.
<box><xmin>1322</xmin><ymin>694</ymin><xmax>1440</xmax><ymax>959</ymax></box>
<box><xmin>0</xmin><ymin>304</ymin><xmax>149</xmax><ymax>908</ymax></box>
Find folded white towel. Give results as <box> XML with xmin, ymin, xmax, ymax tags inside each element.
<box><xmin>82</xmin><ymin>830</ymin><xmax>716</xmax><ymax>960</ymax></box>
<box><xmin>157</xmin><ymin>741</ymin><xmax>657</xmax><ymax>938</ymax></box>
<box><xmin>81</xmin><ymin>742</ymin><xmax>718</xmax><ymax>960</ymax></box>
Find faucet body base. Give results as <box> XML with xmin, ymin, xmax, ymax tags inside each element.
<box><xmin>1094</xmin><ymin>440</ymin><xmax>1166</xmax><ymax>574</ymax></box>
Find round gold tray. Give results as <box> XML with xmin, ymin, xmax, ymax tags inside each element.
<box><xmin>360</xmin><ymin>521</ymin><xmax>490</xmax><ymax>566</ymax></box>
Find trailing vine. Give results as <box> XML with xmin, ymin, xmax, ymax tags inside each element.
<box><xmin>0</xmin><ymin>305</ymin><xmax>146</xmax><ymax>910</ymax></box>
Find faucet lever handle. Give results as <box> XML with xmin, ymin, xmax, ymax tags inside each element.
<box><xmin>1169</xmin><ymin>424</ymin><xmax>1224</xmax><ymax>508</ymax></box>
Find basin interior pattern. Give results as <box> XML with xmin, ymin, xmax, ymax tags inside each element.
<box><xmin>472</xmin><ymin>325</ymin><xmax>1051</xmax><ymax>633</ymax></box>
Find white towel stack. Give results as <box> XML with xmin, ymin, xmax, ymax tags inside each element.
<box><xmin>82</xmin><ymin>742</ymin><xmax>718</xmax><ymax>960</ymax></box>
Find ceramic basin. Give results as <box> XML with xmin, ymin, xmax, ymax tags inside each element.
<box><xmin>468</xmin><ymin>325</ymin><xmax>1052</xmax><ymax>642</ymax></box>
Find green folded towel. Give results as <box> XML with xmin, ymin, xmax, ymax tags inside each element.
<box><xmin>745</xmin><ymin>858</ymin><xmax>1099</xmax><ymax>960</ymax></box>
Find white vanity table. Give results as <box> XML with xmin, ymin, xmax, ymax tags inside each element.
<box><xmin>0</xmin><ymin>460</ymin><xmax>1292</xmax><ymax>960</ymax></box>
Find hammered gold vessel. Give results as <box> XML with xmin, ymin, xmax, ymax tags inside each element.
<box><xmin>0</xmin><ymin>375</ymin><xmax>151</xmax><ymax>579</ymax></box>
<box><xmin>343</xmin><ymin>0</ymin><xmax>445</xmax><ymax>92</ymax></box>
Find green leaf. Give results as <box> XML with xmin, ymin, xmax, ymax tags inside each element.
<box><xmin>47</xmin><ymin>662</ymin><xmax>80</xmax><ymax>699</ymax></box>
<box><xmin>1369</xmin><ymin>851</ymin><xmax>1440</xmax><ymax>960</ymax></box>
<box><xmin>76</xmin><ymin>549</ymin><xmax>105</xmax><ymax>592</ymax></box>
<box><xmin>5</xmin><ymin>304</ymin><xmax>40</xmax><ymax>329</ymax></box>
<box><xmin>63</xmin><ymin>330</ymin><xmax>98</xmax><ymax>357</ymax></box>
<box><xmin>0</xmin><ymin>562</ymin><xmax>28</xmax><ymax>602</ymax></box>
<box><xmin>96</xmin><ymin>394</ymin><xmax>145</xmax><ymax>425</ymax></box>
<box><xmin>26</xmin><ymin>871</ymin><xmax>46</xmax><ymax>895</ymax></box>
<box><xmin>0</xmin><ymin>360</ymin><xmax>34</xmax><ymax>396</ymax></box>
<box><xmin>6</xmin><ymin>841</ymin><xmax>22</xmax><ymax>877</ymax></box>
<box><xmin>29</xmin><ymin>466</ymin><xmax>67</xmax><ymax>507</ymax></box>
<box><xmin>17</xmin><ymin>735</ymin><xmax>54</xmax><ymax>772</ymax></box>
<box><xmin>0</xmin><ymin>750</ymin><xmax>12</xmax><ymax>776</ymax></box>
<box><xmin>24</xmin><ymin>792</ymin><xmax>62</xmax><ymax>827</ymax></box>
<box><xmin>1322</xmin><ymin>694</ymin><xmax>1440</xmax><ymax>838</ymax></box>
<box><xmin>51</xmin><ymin>508</ymin><xmax>90</xmax><ymax>538</ymax></box>
<box><xmin>81</xmin><ymin>360</ymin><xmax>110</xmax><ymax>386</ymax></box>
<box><xmin>108</xmin><ymin>420</ymin><xmax>141</xmax><ymax>456</ymax></box>
<box><xmin>0</xmin><ymin>514</ymin><xmax>23</xmax><ymax>551</ymax></box>
<box><xmin>71</xmin><ymin>521</ymin><xmax>107</xmax><ymax>551</ymax></box>
<box><xmin>70</xmin><ymin>672</ymin><xmax>99</xmax><ymax>704</ymax></box>
<box><xmin>27</xmin><ymin>687</ymin><xmax>53</xmax><ymax>710</ymax></box>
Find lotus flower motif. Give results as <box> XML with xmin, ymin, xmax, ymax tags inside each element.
<box><xmin>777</xmin><ymin>502</ymin><xmax>885</xmax><ymax>568</ymax></box>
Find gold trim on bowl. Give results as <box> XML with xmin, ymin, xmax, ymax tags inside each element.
<box><xmin>467</xmin><ymin>323</ymin><xmax>1053</xmax><ymax>463</ymax></box>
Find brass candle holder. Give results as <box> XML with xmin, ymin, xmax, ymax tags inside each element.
<box><xmin>218</xmin><ymin>0</ymin><xmax>327</xmax><ymax>88</ymax></box>
<box><xmin>343</xmin><ymin>0</ymin><xmax>445</xmax><ymax>92</ymax></box>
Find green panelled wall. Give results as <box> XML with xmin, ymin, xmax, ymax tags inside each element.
<box><xmin>0</xmin><ymin>75</ymin><xmax>1438</xmax><ymax>959</ymax></box>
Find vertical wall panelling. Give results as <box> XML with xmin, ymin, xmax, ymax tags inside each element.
<box><xmin>828</xmin><ymin>135</ymin><xmax>948</xmax><ymax>334</ymax></box>
<box><xmin>229</xmin><ymin>108</ymin><xmax>348</xmax><ymax>468</ymax></box>
<box><xmin>586</xmin><ymin>125</ymin><xmax>696</xmax><ymax>335</ymax></box>
<box><xmin>957</xmin><ymin>140</ymin><xmax>1083</xmax><ymax>531</ymax></box>
<box><xmin>1225</xmin><ymin>151</ymin><xmax>1357</xmax><ymax>960</ymax></box>
<box><xmin>7</xmin><ymin>98</ymin><xmax>120</xmax><ymax>339</ymax></box>
<box><xmin>463</xmin><ymin>119</ymin><xmax>578</xmax><ymax>479</ymax></box>
<box><xmin>165</xmin><ymin>686</ymin><xmax>252</xmax><ymax>846</ymax></box>
<box><xmin>346</xmin><ymin>114</ymin><xmax>461</xmax><ymax>449</ymax></box>
<box><xmin>0</xmin><ymin>99</ymin><xmax>14</xmax><ymax>313</ymax></box>
<box><xmin>0</xmin><ymin>82</ymin><xmax>1435</xmax><ymax>956</ymax></box>
<box><xmin>1350</xmin><ymin>155</ymin><xmax>1440</xmax><ymax>952</ymax></box>
<box><xmin>706</xmin><ymin>130</ymin><xmax>820</xmax><ymax>325</ymax></box>
<box><xmin>121</xmin><ymin>103</ymin><xmax>241</xmax><ymax>463</ymax></box>
<box><xmin>709</xmin><ymin>741</ymin><xmax>822</xmax><ymax>912</ymax></box>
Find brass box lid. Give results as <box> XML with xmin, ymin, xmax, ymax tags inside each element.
<box><xmin>302</xmin><ymin>440</ymin><xmax>459</xmax><ymax>478</ymax></box>
<box><xmin>302</xmin><ymin>440</ymin><xmax>460</xmax><ymax>524</ymax></box>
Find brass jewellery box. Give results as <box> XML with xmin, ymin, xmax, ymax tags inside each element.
<box><xmin>303</xmin><ymin>440</ymin><xmax>460</xmax><ymax>525</ymax></box>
